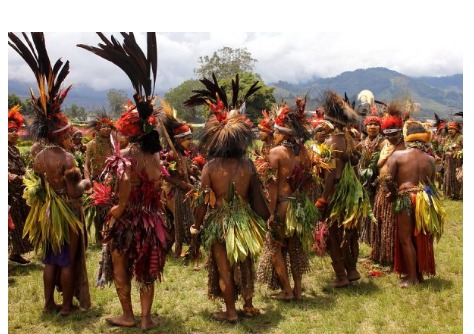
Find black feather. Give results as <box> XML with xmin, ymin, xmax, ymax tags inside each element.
<box><xmin>77</xmin><ymin>32</ymin><xmax>158</xmax><ymax>108</ymax></box>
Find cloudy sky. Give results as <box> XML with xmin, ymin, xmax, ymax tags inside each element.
<box><xmin>7</xmin><ymin>31</ymin><xmax>463</xmax><ymax>94</ymax></box>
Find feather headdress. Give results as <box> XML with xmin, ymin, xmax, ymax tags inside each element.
<box><xmin>258</xmin><ymin>109</ymin><xmax>275</xmax><ymax>133</ymax></box>
<box><xmin>8</xmin><ymin>32</ymin><xmax>72</xmax><ymax>141</ymax></box>
<box><xmin>273</xmin><ymin>97</ymin><xmax>312</xmax><ymax>143</ymax></box>
<box><xmin>184</xmin><ymin>73</ymin><xmax>260</xmax><ymax>158</ymax></box>
<box><xmin>88</xmin><ymin>110</ymin><xmax>116</xmax><ymax>133</ymax></box>
<box><xmin>321</xmin><ymin>90</ymin><xmax>360</xmax><ymax>127</ymax></box>
<box><xmin>156</xmin><ymin>96</ymin><xmax>192</xmax><ymax>149</ymax></box>
<box><xmin>78</xmin><ymin>33</ymin><xmax>158</xmax><ymax>138</ymax></box>
<box><xmin>381</xmin><ymin>101</ymin><xmax>404</xmax><ymax>133</ymax></box>
<box><xmin>433</xmin><ymin>113</ymin><xmax>447</xmax><ymax>132</ymax></box>
<box><xmin>8</xmin><ymin>105</ymin><xmax>24</xmax><ymax>131</ymax></box>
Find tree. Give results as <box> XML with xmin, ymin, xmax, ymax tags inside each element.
<box><xmin>8</xmin><ymin>94</ymin><xmax>32</xmax><ymax>114</ymax></box>
<box><xmin>194</xmin><ymin>47</ymin><xmax>257</xmax><ymax>79</ymax></box>
<box><xmin>164</xmin><ymin>79</ymin><xmax>205</xmax><ymax>122</ymax></box>
<box><xmin>218</xmin><ymin>72</ymin><xmax>276</xmax><ymax>122</ymax></box>
<box><xmin>107</xmin><ymin>89</ymin><xmax>128</xmax><ymax>117</ymax></box>
<box><xmin>64</xmin><ymin>104</ymin><xmax>87</xmax><ymax>122</ymax></box>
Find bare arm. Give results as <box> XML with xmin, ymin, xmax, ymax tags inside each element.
<box><xmin>266</xmin><ymin>149</ymin><xmax>279</xmax><ymax>227</ymax></box>
<box><xmin>109</xmin><ymin>165</ymin><xmax>131</xmax><ymax>219</ymax></box>
<box><xmin>191</xmin><ymin>163</ymin><xmax>210</xmax><ymax>232</ymax></box>
<box><xmin>64</xmin><ymin>154</ymin><xmax>91</xmax><ymax>198</ymax></box>
<box><xmin>83</xmin><ymin>142</ymin><xmax>93</xmax><ymax>180</ymax></box>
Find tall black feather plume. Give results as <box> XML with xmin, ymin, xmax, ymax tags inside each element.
<box><xmin>183</xmin><ymin>73</ymin><xmax>260</xmax><ymax>112</ymax></box>
<box><xmin>8</xmin><ymin>32</ymin><xmax>72</xmax><ymax>140</ymax></box>
<box><xmin>77</xmin><ymin>32</ymin><xmax>157</xmax><ymax>120</ymax></box>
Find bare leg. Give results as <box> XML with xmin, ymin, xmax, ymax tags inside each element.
<box><xmin>327</xmin><ymin>224</ymin><xmax>349</xmax><ymax>287</ymax></box>
<box><xmin>397</xmin><ymin>212</ymin><xmax>419</xmax><ymax>287</ymax></box>
<box><xmin>140</xmin><ymin>284</ymin><xmax>159</xmax><ymax>330</ymax></box>
<box><xmin>60</xmin><ymin>231</ymin><xmax>79</xmax><ymax>316</ymax></box>
<box><xmin>43</xmin><ymin>264</ymin><xmax>59</xmax><ymax>312</ymax></box>
<box><xmin>211</xmin><ymin>242</ymin><xmax>238</xmax><ymax>322</ymax></box>
<box><xmin>105</xmin><ymin>249</ymin><xmax>136</xmax><ymax>327</ymax></box>
<box><xmin>269</xmin><ymin>241</ymin><xmax>294</xmax><ymax>300</ymax></box>
<box><xmin>242</xmin><ymin>295</ymin><xmax>260</xmax><ymax>317</ymax></box>
<box><xmin>288</xmin><ymin>236</ymin><xmax>302</xmax><ymax>300</ymax></box>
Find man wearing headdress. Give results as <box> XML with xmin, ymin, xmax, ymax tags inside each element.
<box><xmin>185</xmin><ymin>73</ymin><xmax>269</xmax><ymax>322</ymax></box>
<box><xmin>257</xmin><ymin>109</ymin><xmax>275</xmax><ymax>154</ymax></box>
<box><xmin>78</xmin><ymin>32</ymin><xmax>170</xmax><ymax>330</ymax></box>
<box><xmin>431</xmin><ymin>115</ymin><xmax>447</xmax><ymax>189</ymax></box>
<box><xmin>384</xmin><ymin>120</ymin><xmax>445</xmax><ymax>287</ymax></box>
<box><xmin>257</xmin><ymin>97</ymin><xmax>319</xmax><ymax>300</ymax></box>
<box><xmin>370</xmin><ymin>103</ymin><xmax>405</xmax><ymax>266</ymax></box>
<box><xmin>157</xmin><ymin>99</ymin><xmax>197</xmax><ymax>258</ymax></box>
<box><xmin>8</xmin><ymin>105</ymin><xmax>33</xmax><ymax>264</ymax></box>
<box><xmin>251</xmin><ymin>109</ymin><xmax>276</xmax><ymax>194</ymax></box>
<box><xmin>83</xmin><ymin>113</ymin><xmax>115</xmax><ymax>244</ymax></box>
<box><xmin>9</xmin><ymin>32</ymin><xmax>92</xmax><ymax>316</ymax></box>
<box><xmin>442</xmin><ymin>121</ymin><xmax>463</xmax><ymax>200</ymax></box>
<box><xmin>315</xmin><ymin>90</ymin><xmax>374</xmax><ymax>288</ymax></box>
<box><xmin>84</xmin><ymin>114</ymin><xmax>115</xmax><ymax>182</ymax></box>
<box><xmin>357</xmin><ymin>112</ymin><xmax>386</xmax><ymax>243</ymax></box>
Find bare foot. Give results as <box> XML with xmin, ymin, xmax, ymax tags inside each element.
<box><xmin>60</xmin><ymin>304</ymin><xmax>79</xmax><ymax>317</ymax></box>
<box><xmin>270</xmin><ymin>291</ymin><xmax>294</xmax><ymax>301</ymax></box>
<box><xmin>400</xmin><ymin>279</ymin><xmax>419</xmax><ymax>288</ymax></box>
<box><xmin>141</xmin><ymin>315</ymin><xmax>159</xmax><ymax>331</ymax></box>
<box><xmin>330</xmin><ymin>276</ymin><xmax>349</xmax><ymax>288</ymax></box>
<box><xmin>242</xmin><ymin>306</ymin><xmax>260</xmax><ymax>317</ymax></box>
<box><xmin>293</xmin><ymin>288</ymin><xmax>302</xmax><ymax>301</ymax></box>
<box><xmin>105</xmin><ymin>315</ymin><xmax>136</xmax><ymax>327</ymax></box>
<box><xmin>211</xmin><ymin>311</ymin><xmax>238</xmax><ymax>323</ymax></box>
<box><xmin>347</xmin><ymin>269</ymin><xmax>361</xmax><ymax>282</ymax></box>
<box><xmin>43</xmin><ymin>303</ymin><xmax>61</xmax><ymax>314</ymax></box>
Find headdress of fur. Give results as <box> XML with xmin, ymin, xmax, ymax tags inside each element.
<box><xmin>8</xmin><ymin>32</ymin><xmax>73</xmax><ymax>142</ymax></box>
<box><xmin>320</xmin><ymin>90</ymin><xmax>360</xmax><ymax>127</ymax></box>
<box><xmin>403</xmin><ymin>120</ymin><xmax>431</xmax><ymax>143</ymax></box>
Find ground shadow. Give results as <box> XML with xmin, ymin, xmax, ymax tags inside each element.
<box><xmin>417</xmin><ymin>277</ymin><xmax>455</xmax><ymax>291</ymax></box>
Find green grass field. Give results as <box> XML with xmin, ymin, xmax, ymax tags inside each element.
<box><xmin>8</xmin><ymin>199</ymin><xmax>463</xmax><ymax>334</ymax></box>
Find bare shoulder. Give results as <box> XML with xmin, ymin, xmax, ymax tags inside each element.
<box><xmin>86</xmin><ymin>139</ymin><xmax>96</xmax><ymax>149</ymax></box>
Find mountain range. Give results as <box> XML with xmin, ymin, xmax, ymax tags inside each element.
<box><xmin>8</xmin><ymin>67</ymin><xmax>462</xmax><ymax>120</ymax></box>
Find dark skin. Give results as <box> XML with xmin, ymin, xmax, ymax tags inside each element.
<box><xmin>265</xmin><ymin>129</ymin><xmax>311</xmax><ymax>300</ymax></box>
<box><xmin>319</xmin><ymin>129</ymin><xmax>352</xmax><ymax>287</ymax></box>
<box><xmin>386</xmin><ymin>144</ymin><xmax>435</xmax><ymax>287</ymax></box>
<box><xmin>107</xmin><ymin>142</ymin><xmax>162</xmax><ymax>330</ymax></box>
<box><xmin>84</xmin><ymin>124</ymin><xmax>113</xmax><ymax>181</ymax></box>
<box><xmin>33</xmin><ymin>132</ymin><xmax>91</xmax><ymax>316</ymax></box>
<box><xmin>162</xmin><ymin>135</ymin><xmax>195</xmax><ymax>257</ymax></box>
<box><xmin>191</xmin><ymin>157</ymin><xmax>256</xmax><ymax>322</ymax></box>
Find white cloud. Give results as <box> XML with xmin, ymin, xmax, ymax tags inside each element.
<box><xmin>8</xmin><ymin>31</ymin><xmax>463</xmax><ymax>94</ymax></box>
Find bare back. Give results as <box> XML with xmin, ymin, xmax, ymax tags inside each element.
<box><xmin>34</xmin><ymin>146</ymin><xmax>77</xmax><ymax>196</ymax></box>
<box><xmin>268</xmin><ymin>145</ymin><xmax>310</xmax><ymax>197</ymax></box>
<box><xmin>122</xmin><ymin>144</ymin><xmax>162</xmax><ymax>188</ymax></box>
<box><xmin>387</xmin><ymin>148</ymin><xmax>435</xmax><ymax>191</ymax></box>
<box><xmin>201</xmin><ymin>157</ymin><xmax>253</xmax><ymax>207</ymax></box>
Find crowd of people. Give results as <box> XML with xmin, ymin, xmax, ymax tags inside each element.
<box><xmin>8</xmin><ymin>32</ymin><xmax>460</xmax><ymax>329</ymax></box>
